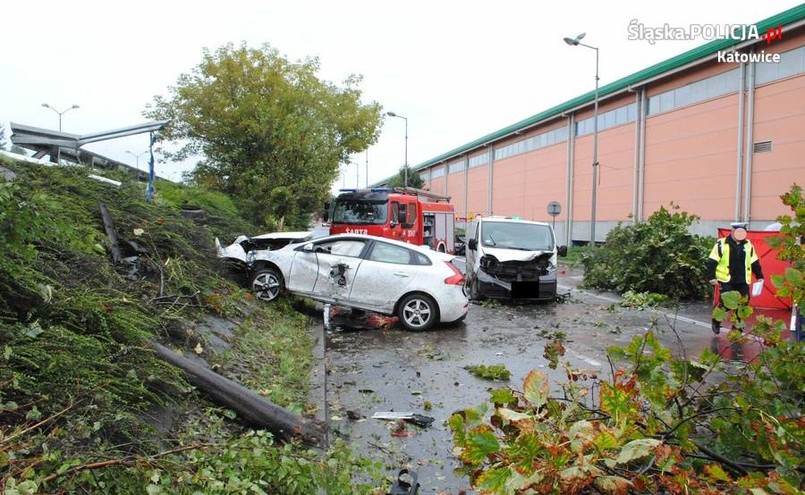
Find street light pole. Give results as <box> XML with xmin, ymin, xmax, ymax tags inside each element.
<box><xmin>41</xmin><ymin>103</ymin><xmax>79</xmax><ymax>132</ymax></box>
<box><xmin>126</xmin><ymin>150</ymin><xmax>148</xmax><ymax>181</ymax></box>
<box><xmin>564</xmin><ymin>33</ymin><xmax>599</xmax><ymax>247</ymax></box>
<box><xmin>386</xmin><ymin>111</ymin><xmax>408</xmax><ymax>187</ymax></box>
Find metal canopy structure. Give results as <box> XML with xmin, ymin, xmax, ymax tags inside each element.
<box><xmin>10</xmin><ymin>120</ymin><xmax>168</xmax><ymax>157</ymax></box>
<box><xmin>9</xmin><ymin>120</ymin><xmax>169</xmax><ymax>182</ymax></box>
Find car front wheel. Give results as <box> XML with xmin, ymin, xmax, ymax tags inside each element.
<box><xmin>397</xmin><ymin>293</ymin><xmax>438</xmax><ymax>332</ymax></box>
<box><xmin>251</xmin><ymin>268</ymin><xmax>283</xmax><ymax>302</ymax></box>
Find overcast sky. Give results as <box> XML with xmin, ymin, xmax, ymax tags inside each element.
<box><xmin>1</xmin><ymin>1</ymin><xmax>800</xmax><ymax>193</ymax></box>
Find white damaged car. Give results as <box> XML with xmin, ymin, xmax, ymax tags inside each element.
<box><xmin>464</xmin><ymin>216</ymin><xmax>567</xmax><ymax>301</ymax></box>
<box><xmin>246</xmin><ymin>233</ymin><xmax>469</xmax><ymax>331</ymax></box>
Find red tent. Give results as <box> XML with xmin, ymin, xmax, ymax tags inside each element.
<box><xmin>715</xmin><ymin>228</ymin><xmax>793</xmax><ymax>310</ymax></box>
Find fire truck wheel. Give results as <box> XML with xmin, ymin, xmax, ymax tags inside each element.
<box><xmin>397</xmin><ymin>293</ymin><xmax>438</xmax><ymax>332</ymax></box>
<box><xmin>251</xmin><ymin>268</ymin><xmax>283</xmax><ymax>302</ymax></box>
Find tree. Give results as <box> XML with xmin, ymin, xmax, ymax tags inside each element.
<box><xmin>145</xmin><ymin>42</ymin><xmax>383</xmax><ymax>228</ymax></box>
<box><xmin>385</xmin><ymin>165</ymin><xmax>424</xmax><ymax>189</ymax></box>
<box><xmin>581</xmin><ymin>203</ymin><xmax>712</xmax><ymax>300</ymax></box>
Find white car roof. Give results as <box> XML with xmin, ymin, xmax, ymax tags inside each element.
<box><xmin>308</xmin><ymin>233</ymin><xmax>455</xmax><ymax>258</ymax></box>
<box><xmin>477</xmin><ymin>216</ymin><xmax>550</xmax><ymax>227</ymax></box>
<box><xmin>251</xmin><ymin>231</ymin><xmax>312</xmax><ymax>240</ymax></box>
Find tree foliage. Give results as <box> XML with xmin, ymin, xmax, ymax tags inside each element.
<box><xmin>145</xmin><ymin>42</ymin><xmax>383</xmax><ymax>228</ymax></box>
<box><xmin>451</xmin><ymin>314</ymin><xmax>803</xmax><ymax>493</ymax></box>
<box><xmin>581</xmin><ymin>204</ymin><xmax>713</xmax><ymax>300</ymax></box>
<box><xmin>385</xmin><ymin>165</ymin><xmax>424</xmax><ymax>189</ymax></box>
<box><xmin>766</xmin><ymin>183</ymin><xmax>804</xmax><ymax>309</ymax></box>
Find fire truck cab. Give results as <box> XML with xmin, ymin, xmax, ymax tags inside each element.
<box><xmin>327</xmin><ymin>187</ymin><xmax>456</xmax><ymax>253</ymax></box>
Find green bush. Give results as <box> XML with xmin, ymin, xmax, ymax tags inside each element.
<box><xmin>582</xmin><ymin>204</ymin><xmax>713</xmax><ymax>300</ymax></box>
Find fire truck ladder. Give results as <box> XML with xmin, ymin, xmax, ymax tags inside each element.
<box><xmin>392</xmin><ymin>187</ymin><xmax>451</xmax><ymax>203</ymax></box>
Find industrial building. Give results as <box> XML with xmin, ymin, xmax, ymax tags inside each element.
<box><xmin>405</xmin><ymin>5</ymin><xmax>805</xmax><ymax>244</ymax></box>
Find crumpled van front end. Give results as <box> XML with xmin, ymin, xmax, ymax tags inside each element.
<box><xmin>465</xmin><ymin>217</ymin><xmax>566</xmax><ymax>301</ymax></box>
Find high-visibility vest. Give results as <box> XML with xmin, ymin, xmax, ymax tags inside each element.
<box><xmin>708</xmin><ymin>237</ymin><xmax>758</xmax><ymax>283</ymax></box>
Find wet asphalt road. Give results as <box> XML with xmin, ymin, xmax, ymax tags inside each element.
<box><xmin>308</xmin><ymin>268</ymin><xmax>776</xmax><ymax>494</ymax></box>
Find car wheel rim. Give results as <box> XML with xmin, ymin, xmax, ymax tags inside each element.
<box><xmin>253</xmin><ymin>273</ymin><xmax>280</xmax><ymax>300</ymax></box>
<box><xmin>403</xmin><ymin>299</ymin><xmax>432</xmax><ymax>329</ymax></box>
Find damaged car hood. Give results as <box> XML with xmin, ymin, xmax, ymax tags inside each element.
<box><xmin>480</xmin><ymin>246</ymin><xmax>555</xmax><ymax>263</ymax></box>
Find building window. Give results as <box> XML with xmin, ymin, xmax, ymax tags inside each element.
<box><xmin>494</xmin><ymin>126</ymin><xmax>568</xmax><ymax>161</ymax></box>
<box><xmin>647</xmin><ymin>68</ymin><xmax>741</xmax><ymax>116</ymax></box>
<box><xmin>574</xmin><ymin>102</ymin><xmax>637</xmax><ymax>136</ymax></box>
<box><xmin>430</xmin><ymin>166</ymin><xmax>445</xmax><ymax>179</ymax></box>
<box><xmin>756</xmin><ymin>45</ymin><xmax>805</xmax><ymax>85</ymax></box>
<box><xmin>448</xmin><ymin>160</ymin><xmax>464</xmax><ymax>174</ymax></box>
<box><xmin>469</xmin><ymin>153</ymin><xmax>489</xmax><ymax>168</ymax></box>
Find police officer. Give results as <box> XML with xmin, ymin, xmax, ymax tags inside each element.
<box><xmin>706</xmin><ymin>222</ymin><xmax>764</xmax><ymax>334</ymax></box>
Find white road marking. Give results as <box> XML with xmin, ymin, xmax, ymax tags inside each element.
<box><xmin>566</xmin><ymin>349</ymin><xmax>602</xmax><ymax>367</ymax></box>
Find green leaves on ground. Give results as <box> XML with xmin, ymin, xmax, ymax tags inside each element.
<box><xmin>465</xmin><ymin>363</ymin><xmax>511</xmax><ymax>381</ymax></box>
<box><xmin>451</xmin><ymin>319</ymin><xmax>803</xmax><ymax>493</ymax></box>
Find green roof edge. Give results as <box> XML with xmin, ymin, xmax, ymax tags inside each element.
<box><xmin>411</xmin><ymin>4</ymin><xmax>805</xmax><ymax>171</ymax></box>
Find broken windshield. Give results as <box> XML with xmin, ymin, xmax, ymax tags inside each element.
<box><xmin>332</xmin><ymin>199</ymin><xmax>388</xmax><ymax>225</ymax></box>
<box><xmin>480</xmin><ymin>221</ymin><xmax>554</xmax><ymax>251</ymax></box>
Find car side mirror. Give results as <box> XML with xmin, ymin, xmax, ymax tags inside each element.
<box><xmin>390</xmin><ymin>220</ymin><xmax>398</xmax><ymax>228</ymax></box>
<box><xmin>557</xmin><ymin>245</ymin><xmax>568</xmax><ymax>257</ymax></box>
<box><xmin>468</xmin><ymin>239</ymin><xmax>477</xmax><ymax>250</ymax></box>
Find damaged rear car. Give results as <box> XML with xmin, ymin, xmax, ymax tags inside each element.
<box><xmin>245</xmin><ymin>233</ymin><xmax>469</xmax><ymax>331</ymax></box>
<box><xmin>464</xmin><ymin>216</ymin><xmax>567</xmax><ymax>301</ymax></box>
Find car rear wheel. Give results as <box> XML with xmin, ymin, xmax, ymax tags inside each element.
<box><xmin>397</xmin><ymin>293</ymin><xmax>438</xmax><ymax>332</ymax></box>
<box><xmin>251</xmin><ymin>268</ymin><xmax>283</xmax><ymax>302</ymax></box>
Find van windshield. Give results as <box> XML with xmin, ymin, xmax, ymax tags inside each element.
<box><xmin>481</xmin><ymin>221</ymin><xmax>554</xmax><ymax>251</ymax></box>
<box><xmin>332</xmin><ymin>199</ymin><xmax>388</xmax><ymax>225</ymax></box>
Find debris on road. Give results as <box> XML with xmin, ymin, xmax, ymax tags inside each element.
<box><xmin>372</xmin><ymin>412</ymin><xmax>435</xmax><ymax>428</ymax></box>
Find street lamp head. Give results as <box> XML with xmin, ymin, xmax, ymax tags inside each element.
<box><xmin>71</xmin><ymin>104</ymin><xmax>80</xmax><ymax>109</ymax></box>
<box><xmin>42</xmin><ymin>103</ymin><xmax>50</xmax><ymax>108</ymax></box>
<box><xmin>563</xmin><ymin>33</ymin><xmax>586</xmax><ymax>46</ymax></box>
<box><xmin>386</xmin><ymin>111</ymin><xmax>397</xmax><ymax>117</ymax></box>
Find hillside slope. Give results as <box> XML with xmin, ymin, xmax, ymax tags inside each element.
<box><xmin>0</xmin><ymin>158</ymin><xmax>374</xmax><ymax>493</ymax></box>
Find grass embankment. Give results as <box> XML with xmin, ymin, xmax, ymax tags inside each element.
<box><xmin>0</xmin><ymin>158</ymin><xmax>380</xmax><ymax>493</ymax></box>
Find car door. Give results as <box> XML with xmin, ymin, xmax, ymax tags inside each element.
<box><xmin>307</xmin><ymin>238</ymin><xmax>368</xmax><ymax>303</ymax></box>
<box><xmin>348</xmin><ymin>240</ymin><xmax>421</xmax><ymax>313</ymax></box>
<box><xmin>285</xmin><ymin>243</ymin><xmax>321</xmax><ymax>295</ymax></box>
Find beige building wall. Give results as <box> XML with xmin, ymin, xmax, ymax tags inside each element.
<box><xmin>643</xmin><ymin>93</ymin><xmax>740</xmax><ymax>221</ymax></box>
<box><xmin>750</xmin><ymin>75</ymin><xmax>805</xmax><ymax>221</ymax></box>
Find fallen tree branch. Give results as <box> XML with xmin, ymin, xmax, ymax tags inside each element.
<box><xmin>149</xmin><ymin>340</ymin><xmax>326</xmax><ymax>446</ymax></box>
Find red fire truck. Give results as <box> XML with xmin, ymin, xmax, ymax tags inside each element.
<box><xmin>327</xmin><ymin>187</ymin><xmax>456</xmax><ymax>253</ymax></box>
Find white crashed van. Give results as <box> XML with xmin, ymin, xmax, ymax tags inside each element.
<box><xmin>464</xmin><ymin>216</ymin><xmax>567</xmax><ymax>301</ymax></box>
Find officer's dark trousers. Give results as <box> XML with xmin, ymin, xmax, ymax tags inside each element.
<box><xmin>712</xmin><ymin>282</ymin><xmax>749</xmax><ymax>329</ymax></box>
